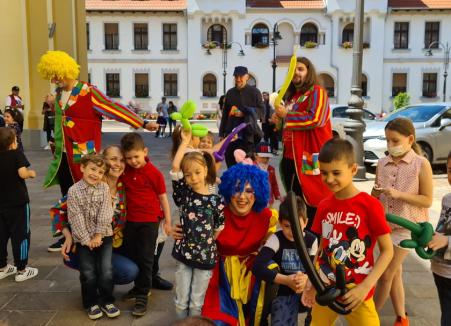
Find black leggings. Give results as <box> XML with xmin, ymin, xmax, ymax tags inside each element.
<box><xmin>57</xmin><ymin>153</ymin><xmax>74</xmax><ymax>196</ymax></box>
<box><xmin>280</xmin><ymin>156</ymin><xmax>317</xmax><ymax>231</ymax></box>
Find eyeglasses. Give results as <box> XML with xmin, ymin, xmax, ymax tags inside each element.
<box><xmin>233</xmin><ymin>186</ymin><xmax>255</xmax><ymax>196</ymax></box>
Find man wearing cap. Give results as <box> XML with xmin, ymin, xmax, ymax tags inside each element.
<box><xmin>219</xmin><ymin>66</ymin><xmax>264</xmax><ymax>167</ymax></box>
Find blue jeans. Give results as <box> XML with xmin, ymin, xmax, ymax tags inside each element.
<box><xmin>433</xmin><ymin>273</ymin><xmax>451</xmax><ymax>326</ymax></box>
<box><xmin>64</xmin><ymin>251</ymin><xmax>138</xmax><ymax>285</ymax></box>
<box><xmin>271</xmin><ymin>294</ymin><xmax>308</xmax><ymax>326</ymax></box>
<box><xmin>174</xmin><ymin>261</ymin><xmax>212</xmax><ymax>319</ymax></box>
<box><xmin>77</xmin><ymin>236</ymin><xmax>114</xmax><ymax>309</ymax></box>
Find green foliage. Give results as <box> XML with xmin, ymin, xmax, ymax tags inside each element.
<box><xmin>393</xmin><ymin>92</ymin><xmax>410</xmax><ymax>111</ymax></box>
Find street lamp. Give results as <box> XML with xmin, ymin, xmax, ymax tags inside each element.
<box><xmin>425</xmin><ymin>41</ymin><xmax>450</xmax><ymax>102</ymax></box>
<box><xmin>344</xmin><ymin>0</ymin><xmax>366</xmax><ymax>180</ymax></box>
<box><xmin>205</xmin><ymin>40</ymin><xmax>245</xmax><ymax>94</ymax></box>
<box><xmin>271</xmin><ymin>23</ymin><xmax>283</xmax><ymax>92</ymax></box>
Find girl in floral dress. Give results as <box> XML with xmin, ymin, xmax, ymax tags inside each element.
<box><xmin>170</xmin><ymin>129</ymin><xmax>225</xmax><ymax>319</ymax></box>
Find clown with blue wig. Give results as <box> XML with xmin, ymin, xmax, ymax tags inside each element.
<box><xmin>201</xmin><ymin>163</ymin><xmax>278</xmax><ymax>325</ymax></box>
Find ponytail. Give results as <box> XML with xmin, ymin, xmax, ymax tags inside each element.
<box><xmin>202</xmin><ymin>151</ymin><xmax>216</xmax><ymax>185</ymax></box>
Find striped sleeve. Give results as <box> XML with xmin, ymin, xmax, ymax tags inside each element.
<box><xmin>284</xmin><ymin>86</ymin><xmax>330</xmax><ymax>130</ymax></box>
<box><xmin>90</xmin><ymin>86</ymin><xmax>143</xmax><ymax>129</ymax></box>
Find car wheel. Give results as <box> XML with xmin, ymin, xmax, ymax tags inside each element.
<box><xmin>418</xmin><ymin>143</ymin><xmax>433</xmax><ymax>163</ymax></box>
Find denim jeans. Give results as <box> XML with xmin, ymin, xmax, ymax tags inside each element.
<box><xmin>77</xmin><ymin>236</ymin><xmax>114</xmax><ymax>309</ymax></box>
<box><xmin>433</xmin><ymin>273</ymin><xmax>451</xmax><ymax>326</ymax></box>
<box><xmin>112</xmin><ymin>252</ymin><xmax>139</xmax><ymax>285</ymax></box>
<box><xmin>174</xmin><ymin>261</ymin><xmax>212</xmax><ymax>319</ymax></box>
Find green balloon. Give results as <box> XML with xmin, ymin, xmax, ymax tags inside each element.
<box><xmin>191</xmin><ymin>124</ymin><xmax>208</xmax><ymax>137</ymax></box>
<box><xmin>171</xmin><ymin>112</ymin><xmax>182</xmax><ymax>120</ymax></box>
<box><xmin>180</xmin><ymin>100</ymin><xmax>196</xmax><ymax>119</ymax></box>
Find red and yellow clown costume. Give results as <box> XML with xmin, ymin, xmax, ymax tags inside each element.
<box><xmin>282</xmin><ymin>84</ymin><xmax>333</xmax><ymax>206</ymax></box>
<box><xmin>37</xmin><ymin>51</ymin><xmax>144</xmax><ymax>187</ymax></box>
<box><xmin>202</xmin><ymin>164</ymin><xmax>278</xmax><ymax>325</ymax></box>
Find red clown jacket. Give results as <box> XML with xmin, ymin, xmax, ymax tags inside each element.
<box><xmin>282</xmin><ymin>85</ymin><xmax>333</xmax><ymax>207</ymax></box>
<box><xmin>44</xmin><ymin>82</ymin><xmax>143</xmax><ymax>187</ymax></box>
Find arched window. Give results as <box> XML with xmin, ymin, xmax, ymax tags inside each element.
<box><xmin>319</xmin><ymin>74</ymin><xmax>335</xmax><ymax>98</ymax></box>
<box><xmin>362</xmin><ymin>74</ymin><xmax>368</xmax><ymax>97</ymax></box>
<box><xmin>251</xmin><ymin>23</ymin><xmax>269</xmax><ymax>47</ymax></box>
<box><xmin>342</xmin><ymin>23</ymin><xmax>354</xmax><ymax>44</ymax></box>
<box><xmin>247</xmin><ymin>74</ymin><xmax>257</xmax><ymax>87</ymax></box>
<box><xmin>203</xmin><ymin>74</ymin><xmax>217</xmax><ymax>97</ymax></box>
<box><xmin>207</xmin><ymin>24</ymin><xmax>227</xmax><ymax>44</ymax></box>
<box><xmin>300</xmin><ymin>23</ymin><xmax>318</xmax><ymax>46</ymax></box>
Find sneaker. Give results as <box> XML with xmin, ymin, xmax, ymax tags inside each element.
<box><xmin>47</xmin><ymin>238</ymin><xmax>64</xmax><ymax>252</ymax></box>
<box><xmin>152</xmin><ymin>275</ymin><xmax>173</xmax><ymax>290</ymax></box>
<box><xmin>122</xmin><ymin>288</ymin><xmax>151</xmax><ymax>302</ymax></box>
<box><xmin>15</xmin><ymin>267</ymin><xmax>38</xmax><ymax>282</ymax></box>
<box><xmin>101</xmin><ymin>303</ymin><xmax>120</xmax><ymax>318</ymax></box>
<box><xmin>87</xmin><ymin>305</ymin><xmax>103</xmax><ymax>320</ymax></box>
<box><xmin>44</xmin><ymin>144</ymin><xmax>51</xmax><ymax>150</ymax></box>
<box><xmin>132</xmin><ymin>297</ymin><xmax>148</xmax><ymax>317</ymax></box>
<box><xmin>394</xmin><ymin>315</ymin><xmax>409</xmax><ymax>326</ymax></box>
<box><xmin>0</xmin><ymin>264</ymin><xmax>17</xmax><ymax>279</ymax></box>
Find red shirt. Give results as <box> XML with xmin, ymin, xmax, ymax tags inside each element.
<box><xmin>122</xmin><ymin>158</ymin><xmax>166</xmax><ymax>222</ymax></box>
<box><xmin>312</xmin><ymin>192</ymin><xmax>390</xmax><ymax>300</ymax></box>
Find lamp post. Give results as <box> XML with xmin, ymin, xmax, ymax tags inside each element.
<box><xmin>205</xmin><ymin>41</ymin><xmax>245</xmax><ymax>94</ymax></box>
<box><xmin>272</xmin><ymin>23</ymin><xmax>283</xmax><ymax>92</ymax></box>
<box><xmin>344</xmin><ymin>0</ymin><xmax>366</xmax><ymax>180</ymax></box>
<box><xmin>425</xmin><ymin>41</ymin><xmax>450</xmax><ymax>102</ymax></box>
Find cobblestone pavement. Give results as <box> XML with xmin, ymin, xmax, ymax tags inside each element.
<box><xmin>0</xmin><ymin>132</ymin><xmax>447</xmax><ymax>326</ymax></box>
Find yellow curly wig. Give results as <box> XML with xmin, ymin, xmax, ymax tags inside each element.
<box><xmin>37</xmin><ymin>51</ymin><xmax>80</xmax><ymax>80</ymax></box>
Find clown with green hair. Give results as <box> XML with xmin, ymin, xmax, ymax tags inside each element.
<box><xmin>37</xmin><ymin>50</ymin><xmax>158</xmax><ymax>194</ymax></box>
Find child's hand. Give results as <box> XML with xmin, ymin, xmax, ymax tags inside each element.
<box><xmin>28</xmin><ymin>170</ymin><xmax>36</xmax><ymax>178</ymax></box>
<box><xmin>172</xmin><ymin>223</ymin><xmax>184</xmax><ymax>241</ymax></box>
<box><xmin>372</xmin><ymin>184</ymin><xmax>384</xmax><ymax>196</ymax></box>
<box><xmin>163</xmin><ymin>221</ymin><xmax>172</xmax><ymax>237</ymax></box>
<box><xmin>301</xmin><ymin>281</ymin><xmax>316</xmax><ymax>307</ymax></box>
<box><xmin>428</xmin><ymin>233</ymin><xmax>449</xmax><ymax>251</ymax></box>
<box><xmin>340</xmin><ymin>283</ymin><xmax>370</xmax><ymax>311</ymax></box>
<box><xmin>181</xmin><ymin>129</ymin><xmax>192</xmax><ymax>144</ymax></box>
<box><xmin>89</xmin><ymin>234</ymin><xmax>103</xmax><ymax>249</ymax></box>
<box><xmin>382</xmin><ymin>187</ymin><xmax>402</xmax><ymax>199</ymax></box>
<box><xmin>61</xmin><ymin>236</ymin><xmax>73</xmax><ymax>261</ymax></box>
<box><xmin>294</xmin><ymin>272</ymin><xmax>308</xmax><ymax>293</ymax></box>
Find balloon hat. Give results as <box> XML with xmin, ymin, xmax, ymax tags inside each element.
<box><xmin>170</xmin><ymin>100</ymin><xmax>208</xmax><ymax>137</ymax></box>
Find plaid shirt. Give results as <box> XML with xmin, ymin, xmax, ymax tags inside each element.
<box><xmin>67</xmin><ymin>179</ymin><xmax>114</xmax><ymax>245</ymax></box>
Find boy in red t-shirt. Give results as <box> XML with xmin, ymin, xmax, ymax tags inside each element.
<box><xmin>120</xmin><ymin>132</ymin><xmax>171</xmax><ymax>317</ymax></box>
<box><xmin>302</xmin><ymin>138</ymin><xmax>393</xmax><ymax>326</ymax></box>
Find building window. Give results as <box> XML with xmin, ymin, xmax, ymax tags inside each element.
<box><xmin>251</xmin><ymin>23</ymin><xmax>269</xmax><ymax>47</ymax></box>
<box><xmin>342</xmin><ymin>23</ymin><xmax>354</xmax><ymax>43</ymax></box>
<box><xmin>104</xmin><ymin>23</ymin><xmax>119</xmax><ymax>50</ymax></box>
<box><xmin>392</xmin><ymin>73</ymin><xmax>407</xmax><ymax>96</ymax></box>
<box><xmin>106</xmin><ymin>73</ymin><xmax>120</xmax><ymax>97</ymax></box>
<box><xmin>88</xmin><ymin>73</ymin><xmax>91</xmax><ymax>84</ymax></box>
<box><xmin>425</xmin><ymin>22</ymin><xmax>439</xmax><ymax>49</ymax></box>
<box><xmin>247</xmin><ymin>74</ymin><xmax>257</xmax><ymax>87</ymax></box>
<box><xmin>164</xmin><ymin>73</ymin><xmax>177</xmax><ymax>97</ymax></box>
<box><xmin>163</xmin><ymin>23</ymin><xmax>177</xmax><ymax>50</ymax></box>
<box><xmin>207</xmin><ymin>24</ymin><xmax>227</xmax><ymax>44</ymax></box>
<box><xmin>134</xmin><ymin>23</ymin><xmax>148</xmax><ymax>50</ymax></box>
<box><xmin>319</xmin><ymin>74</ymin><xmax>335</xmax><ymax>97</ymax></box>
<box><xmin>362</xmin><ymin>74</ymin><xmax>368</xmax><ymax>97</ymax></box>
<box><xmin>202</xmin><ymin>74</ymin><xmax>217</xmax><ymax>97</ymax></box>
<box><xmin>135</xmin><ymin>73</ymin><xmax>149</xmax><ymax>98</ymax></box>
<box><xmin>300</xmin><ymin>23</ymin><xmax>318</xmax><ymax>46</ymax></box>
<box><xmin>422</xmin><ymin>73</ymin><xmax>437</xmax><ymax>98</ymax></box>
<box><xmin>86</xmin><ymin>23</ymin><xmax>90</xmax><ymax>50</ymax></box>
<box><xmin>394</xmin><ymin>22</ymin><xmax>409</xmax><ymax>49</ymax></box>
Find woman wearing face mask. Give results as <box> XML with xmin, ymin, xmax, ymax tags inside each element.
<box><xmin>272</xmin><ymin>57</ymin><xmax>332</xmax><ymax>230</ymax></box>
<box><xmin>372</xmin><ymin>117</ymin><xmax>433</xmax><ymax>326</ymax></box>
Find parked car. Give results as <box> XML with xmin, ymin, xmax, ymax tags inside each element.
<box><xmin>363</xmin><ymin>103</ymin><xmax>451</xmax><ymax>165</ymax></box>
<box><xmin>330</xmin><ymin>104</ymin><xmax>377</xmax><ymax>138</ymax></box>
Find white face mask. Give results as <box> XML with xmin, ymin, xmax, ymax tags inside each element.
<box><xmin>388</xmin><ymin>144</ymin><xmax>408</xmax><ymax>157</ymax></box>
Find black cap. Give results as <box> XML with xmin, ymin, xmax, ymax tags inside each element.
<box><xmin>233</xmin><ymin>66</ymin><xmax>248</xmax><ymax>76</ymax></box>
<box><xmin>11</xmin><ymin>86</ymin><xmax>19</xmax><ymax>91</ymax></box>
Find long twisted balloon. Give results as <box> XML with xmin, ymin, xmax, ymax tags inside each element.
<box><xmin>274</xmin><ymin>45</ymin><xmax>299</xmax><ymax>109</ymax></box>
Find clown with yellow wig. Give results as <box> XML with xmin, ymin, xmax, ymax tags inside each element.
<box><xmin>37</xmin><ymin>51</ymin><xmax>158</xmax><ymax>194</ymax></box>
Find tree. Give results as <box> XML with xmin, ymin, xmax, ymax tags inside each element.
<box><xmin>393</xmin><ymin>92</ymin><xmax>410</xmax><ymax>111</ymax></box>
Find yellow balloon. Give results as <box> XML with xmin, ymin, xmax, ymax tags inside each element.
<box><xmin>274</xmin><ymin>45</ymin><xmax>299</xmax><ymax>108</ymax></box>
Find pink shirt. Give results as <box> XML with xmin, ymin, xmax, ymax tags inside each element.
<box><xmin>376</xmin><ymin>149</ymin><xmax>429</xmax><ymax>230</ymax></box>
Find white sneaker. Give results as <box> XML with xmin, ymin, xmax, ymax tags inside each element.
<box><xmin>15</xmin><ymin>267</ymin><xmax>38</xmax><ymax>282</ymax></box>
<box><xmin>0</xmin><ymin>264</ymin><xmax>17</xmax><ymax>279</ymax></box>
<box><xmin>44</xmin><ymin>144</ymin><xmax>51</xmax><ymax>150</ymax></box>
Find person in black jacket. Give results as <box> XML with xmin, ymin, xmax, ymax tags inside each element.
<box><xmin>219</xmin><ymin>66</ymin><xmax>264</xmax><ymax>167</ymax></box>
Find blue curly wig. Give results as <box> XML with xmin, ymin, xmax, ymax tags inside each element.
<box><xmin>219</xmin><ymin>163</ymin><xmax>269</xmax><ymax>212</ymax></box>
